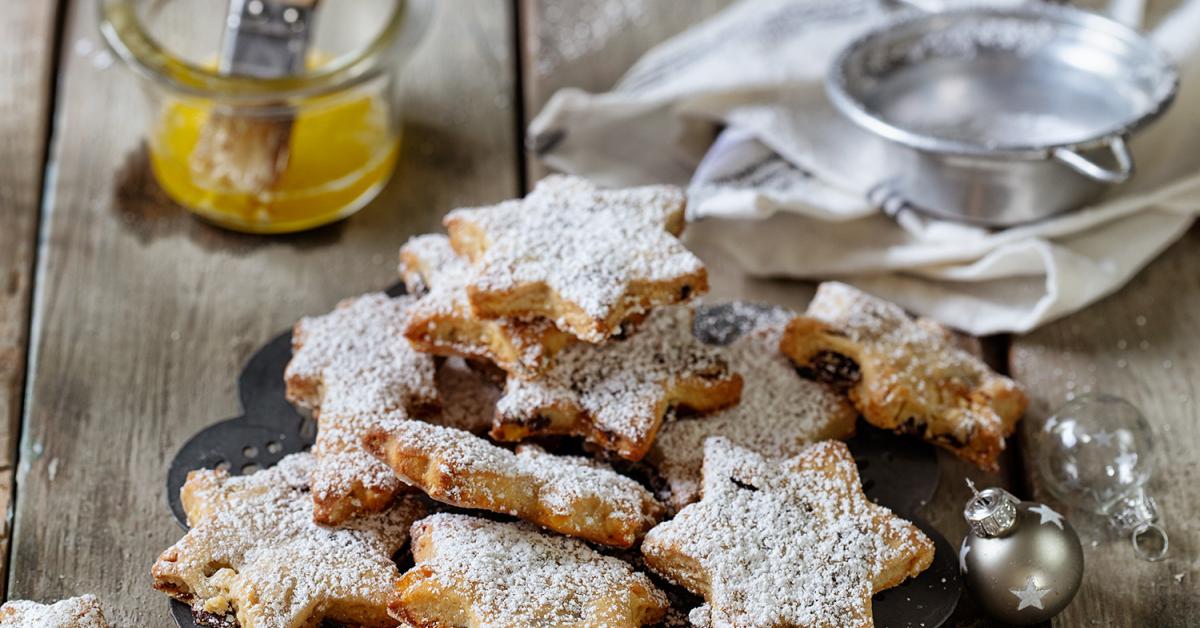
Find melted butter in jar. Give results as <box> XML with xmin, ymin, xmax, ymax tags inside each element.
<box><xmin>100</xmin><ymin>0</ymin><xmax>427</xmax><ymax>234</ymax></box>
<box><xmin>149</xmin><ymin>83</ymin><xmax>399</xmax><ymax>234</ymax></box>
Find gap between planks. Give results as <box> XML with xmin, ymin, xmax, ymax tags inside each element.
<box><xmin>0</xmin><ymin>0</ymin><xmax>67</xmax><ymax>601</ymax></box>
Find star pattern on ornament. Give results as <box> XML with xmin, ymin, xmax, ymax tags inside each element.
<box><xmin>959</xmin><ymin>540</ymin><xmax>971</xmax><ymax>574</ymax></box>
<box><xmin>1114</xmin><ymin>452</ymin><xmax>1139</xmax><ymax>470</ymax></box>
<box><xmin>1029</xmin><ymin>503</ymin><xmax>1065</xmax><ymax>529</ymax></box>
<box><xmin>1010</xmin><ymin>575</ymin><xmax>1051</xmax><ymax>611</ymax></box>
<box><xmin>1090</xmin><ymin>430</ymin><xmax>1113</xmax><ymax>447</ymax></box>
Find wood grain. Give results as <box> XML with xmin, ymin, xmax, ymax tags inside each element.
<box><xmin>1012</xmin><ymin>226</ymin><xmax>1200</xmax><ymax>628</ymax></box>
<box><xmin>517</xmin><ymin>0</ymin><xmax>734</xmax><ymax>184</ymax></box>
<box><xmin>8</xmin><ymin>0</ymin><xmax>517</xmax><ymax>621</ymax></box>
<box><xmin>517</xmin><ymin>2</ymin><xmax>1023</xmax><ymax>625</ymax></box>
<box><xmin>0</xmin><ymin>0</ymin><xmax>60</xmax><ymax>602</ymax></box>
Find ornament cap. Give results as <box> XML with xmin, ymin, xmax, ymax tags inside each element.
<box><xmin>964</xmin><ymin>480</ymin><xmax>1020</xmax><ymax>538</ymax></box>
<box><xmin>1109</xmin><ymin>487</ymin><xmax>1169</xmax><ymax>561</ymax></box>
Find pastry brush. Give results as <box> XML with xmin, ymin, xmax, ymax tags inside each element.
<box><xmin>190</xmin><ymin>0</ymin><xmax>319</xmax><ymax>194</ymax></box>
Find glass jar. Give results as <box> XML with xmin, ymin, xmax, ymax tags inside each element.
<box><xmin>99</xmin><ymin>0</ymin><xmax>432</xmax><ymax>234</ymax></box>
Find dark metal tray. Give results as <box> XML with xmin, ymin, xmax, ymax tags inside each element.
<box><xmin>166</xmin><ymin>296</ymin><xmax>960</xmax><ymax>627</ymax></box>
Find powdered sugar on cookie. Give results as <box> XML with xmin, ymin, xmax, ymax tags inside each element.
<box><xmin>0</xmin><ymin>595</ymin><xmax>109</xmax><ymax>627</ymax></box>
<box><xmin>364</xmin><ymin>419</ymin><xmax>663</xmax><ymax>547</ymax></box>
<box><xmin>152</xmin><ymin>453</ymin><xmax>426</xmax><ymax>628</ymax></box>
<box><xmin>284</xmin><ymin>293</ymin><xmax>438</xmax><ymax>524</ymax></box>
<box><xmin>493</xmin><ymin>305</ymin><xmax>742</xmax><ymax>461</ymax></box>
<box><xmin>784</xmin><ymin>281</ymin><xmax>1026</xmax><ymax>471</ymax></box>
<box><xmin>649</xmin><ymin>305</ymin><xmax>857</xmax><ymax>507</ymax></box>
<box><xmin>400</xmin><ymin>234</ymin><xmax>571</xmax><ymax>377</ymax></box>
<box><xmin>285</xmin><ymin>292</ymin><xmax>438</xmax><ymax>416</ymax></box>
<box><xmin>641</xmin><ymin>439</ymin><xmax>933</xmax><ymax>627</ymax></box>
<box><xmin>445</xmin><ymin>175</ymin><xmax>706</xmax><ymax>342</ymax></box>
<box><xmin>393</xmin><ymin>513</ymin><xmax>668</xmax><ymax>627</ymax></box>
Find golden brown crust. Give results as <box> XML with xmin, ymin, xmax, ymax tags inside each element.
<box><xmin>390</xmin><ymin>514</ymin><xmax>669</xmax><ymax>627</ymax></box>
<box><xmin>152</xmin><ymin>454</ymin><xmax>426</xmax><ymax>628</ymax></box>
<box><xmin>779</xmin><ymin>283</ymin><xmax>1027</xmax><ymax>472</ymax></box>
<box><xmin>404</xmin><ymin>312</ymin><xmax>575</xmax><ymax>379</ymax></box>
<box><xmin>443</xmin><ymin>175</ymin><xmax>707</xmax><ymax>343</ymax></box>
<box><xmin>489</xmin><ymin>306</ymin><xmax>743</xmax><ymax>462</ymax></box>
<box><xmin>400</xmin><ymin>234</ymin><xmax>577</xmax><ymax>379</ymax></box>
<box><xmin>491</xmin><ymin>371</ymin><xmax>742</xmax><ymax>463</ymax></box>
<box><xmin>458</xmin><ymin>271</ymin><xmax>709</xmax><ymax>346</ymax></box>
<box><xmin>363</xmin><ymin>419</ymin><xmax>663</xmax><ymax>548</ymax></box>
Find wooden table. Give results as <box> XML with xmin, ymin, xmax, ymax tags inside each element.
<box><xmin>1</xmin><ymin>2</ymin><xmax>1195</xmax><ymax>625</ymax></box>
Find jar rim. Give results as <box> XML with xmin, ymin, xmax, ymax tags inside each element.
<box><xmin>98</xmin><ymin>0</ymin><xmax>431</xmax><ymax>101</ymax></box>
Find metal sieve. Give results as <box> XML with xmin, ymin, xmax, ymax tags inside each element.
<box><xmin>827</xmin><ymin>4</ymin><xmax>1178</xmax><ymax>226</ymax></box>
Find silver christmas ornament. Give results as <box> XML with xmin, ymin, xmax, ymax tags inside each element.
<box><xmin>1039</xmin><ymin>393</ymin><xmax>1169</xmax><ymax>561</ymax></box>
<box><xmin>959</xmin><ymin>482</ymin><xmax>1084</xmax><ymax>625</ymax></box>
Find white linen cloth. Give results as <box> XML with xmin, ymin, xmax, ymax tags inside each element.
<box><xmin>528</xmin><ymin>0</ymin><xmax>1200</xmax><ymax>334</ymax></box>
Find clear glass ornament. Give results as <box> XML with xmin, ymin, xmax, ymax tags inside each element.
<box><xmin>1039</xmin><ymin>393</ymin><xmax>1168</xmax><ymax>561</ymax></box>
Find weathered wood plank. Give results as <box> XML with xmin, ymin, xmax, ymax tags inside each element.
<box><xmin>518</xmin><ymin>2</ymin><xmax>1021</xmax><ymax>625</ymax></box>
<box><xmin>0</xmin><ymin>0</ymin><xmax>61</xmax><ymax>600</ymax></box>
<box><xmin>8</xmin><ymin>0</ymin><xmax>517</xmax><ymax>621</ymax></box>
<box><xmin>1012</xmin><ymin>226</ymin><xmax>1200</xmax><ymax>628</ymax></box>
<box><xmin>518</xmin><ymin>0</ymin><xmax>734</xmax><ymax>183</ymax></box>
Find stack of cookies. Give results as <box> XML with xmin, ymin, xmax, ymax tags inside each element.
<box><xmin>150</xmin><ymin>175</ymin><xmax>1028</xmax><ymax>628</ymax></box>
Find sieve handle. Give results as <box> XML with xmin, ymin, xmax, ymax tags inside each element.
<box><xmin>1053</xmin><ymin>136</ymin><xmax>1134</xmax><ymax>184</ymax></box>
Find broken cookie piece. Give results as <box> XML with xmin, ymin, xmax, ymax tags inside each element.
<box><xmin>780</xmin><ymin>282</ymin><xmax>1027</xmax><ymax>471</ymax></box>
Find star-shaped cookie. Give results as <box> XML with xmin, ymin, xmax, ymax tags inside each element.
<box><xmin>444</xmin><ymin>175</ymin><xmax>707</xmax><ymax>343</ymax></box>
<box><xmin>779</xmin><ymin>282</ymin><xmax>1027</xmax><ymax>471</ymax></box>
<box><xmin>641</xmin><ymin>438</ymin><xmax>934</xmax><ymax>627</ymax></box>
<box><xmin>491</xmin><ymin>305</ymin><xmax>743</xmax><ymax>461</ymax></box>
<box><xmin>400</xmin><ymin>233</ymin><xmax>576</xmax><ymax>378</ymax></box>
<box><xmin>391</xmin><ymin>513</ymin><xmax>669</xmax><ymax>627</ymax></box>
<box><xmin>646</xmin><ymin>307</ymin><xmax>857</xmax><ymax>508</ymax></box>
<box><xmin>0</xmin><ymin>595</ymin><xmax>109</xmax><ymax>627</ymax></box>
<box><xmin>363</xmin><ymin>418</ymin><xmax>664</xmax><ymax>547</ymax></box>
<box><xmin>284</xmin><ymin>293</ymin><xmax>439</xmax><ymax>524</ymax></box>
<box><xmin>285</xmin><ymin>292</ymin><xmax>439</xmax><ymax>416</ymax></box>
<box><xmin>152</xmin><ymin>453</ymin><xmax>427</xmax><ymax>628</ymax></box>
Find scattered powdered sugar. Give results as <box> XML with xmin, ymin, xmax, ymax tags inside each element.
<box><xmin>649</xmin><ymin>306</ymin><xmax>857</xmax><ymax>507</ymax></box>
<box><xmin>286</xmin><ymin>293</ymin><xmax>438</xmax><ymax>417</ymax></box>
<box><xmin>372</xmin><ymin>419</ymin><xmax>661</xmax><ymax>544</ymax></box>
<box><xmin>400</xmin><ymin>513</ymin><xmax>668</xmax><ymax>625</ymax></box>
<box><xmin>0</xmin><ymin>595</ymin><xmax>109</xmax><ymax>627</ymax></box>
<box><xmin>446</xmin><ymin>175</ymin><xmax>703</xmax><ymax>341</ymax></box>
<box><xmin>531</xmin><ymin>0</ymin><xmax>650</xmax><ymax>77</ymax></box>
<box><xmin>496</xmin><ymin>304</ymin><xmax>736</xmax><ymax>457</ymax></box>
<box><xmin>642</xmin><ymin>439</ymin><xmax>932</xmax><ymax>626</ymax></box>
<box><xmin>692</xmin><ymin>301</ymin><xmax>792</xmax><ymax>346</ymax></box>
<box><xmin>431</xmin><ymin>357</ymin><xmax>501</xmax><ymax>434</ymax></box>
<box><xmin>153</xmin><ymin>453</ymin><xmax>426</xmax><ymax>627</ymax></box>
<box><xmin>400</xmin><ymin>234</ymin><xmax>568</xmax><ymax>375</ymax></box>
